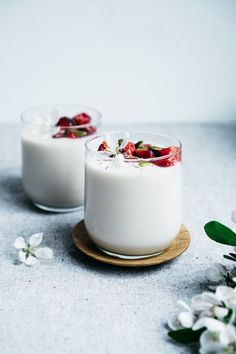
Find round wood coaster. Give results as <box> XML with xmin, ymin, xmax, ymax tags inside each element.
<box><xmin>72</xmin><ymin>221</ymin><xmax>191</xmax><ymax>267</ymax></box>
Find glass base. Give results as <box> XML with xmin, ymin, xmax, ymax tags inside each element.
<box><xmin>34</xmin><ymin>202</ymin><xmax>84</xmax><ymax>213</ymax></box>
<box><xmin>97</xmin><ymin>246</ymin><xmax>165</xmax><ymax>260</ymax></box>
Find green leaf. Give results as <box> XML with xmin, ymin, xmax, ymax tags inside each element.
<box><xmin>223</xmin><ymin>255</ymin><xmax>236</xmax><ymax>262</ymax></box>
<box><xmin>204</xmin><ymin>221</ymin><xmax>236</xmax><ymax>246</ymax></box>
<box><xmin>223</xmin><ymin>308</ymin><xmax>233</xmax><ymax>324</ymax></box>
<box><xmin>135</xmin><ymin>140</ymin><xmax>144</xmax><ymax>149</ymax></box>
<box><xmin>168</xmin><ymin>328</ymin><xmax>205</xmax><ymax>344</ymax></box>
<box><xmin>138</xmin><ymin>162</ymin><xmax>151</xmax><ymax>167</ymax></box>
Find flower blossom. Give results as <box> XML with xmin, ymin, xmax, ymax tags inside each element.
<box><xmin>14</xmin><ymin>232</ymin><xmax>53</xmax><ymax>266</ymax></box>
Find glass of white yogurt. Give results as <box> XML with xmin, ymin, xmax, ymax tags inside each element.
<box><xmin>84</xmin><ymin>131</ymin><xmax>182</xmax><ymax>259</ymax></box>
<box><xmin>21</xmin><ymin>104</ymin><xmax>101</xmax><ymax>212</ymax></box>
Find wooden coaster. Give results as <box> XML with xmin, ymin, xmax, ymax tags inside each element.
<box><xmin>72</xmin><ymin>221</ymin><xmax>190</xmax><ymax>267</ymax></box>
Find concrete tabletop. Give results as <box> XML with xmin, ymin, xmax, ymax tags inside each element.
<box><xmin>0</xmin><ymin>123</ymin><xmax>235</xmax><ymax>354</ymax></box>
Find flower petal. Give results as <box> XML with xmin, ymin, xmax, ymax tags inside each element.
<box><xmin>119</xmin><ymin>132</ymin><xmax>129</xmax><ymax>149</ymax></box>
<box><xmin>18</xmin><ymin>250</ymin><xmax>26</xmax><ymax>263</ymax></box>
<box><xmin>215</xmin><ymin>286</ymin><xmax>236</xmax><ymax>308</ymax></box>
<box><xmin>25</xmin><ymin>255</ymin><xmax>38</xmax><ymax>266</ymax></box>
<box><xmin>29</xmin><ymin>232</ymin><xmax>43</xmax><ymax>247</ymax></box>
<box><xmin>105</xmin><ymin>132</ymin><xmax>130</xmax><ymax>153</ymax></box>
<box><xmin>193</xmin><ymin>318</ymin><xmax>225</xmax><ymax>332</ymax></box>
<box><xmin>202</xmin><ymin>292</ymin><xmax>221</xmax><ymax>305</ymax></box>
<box><xmin>168</xmin><ymin>318</ymin><xmax>182</xmax><ymax>331</ymax></box>
<box><xmin>105</xmin><ymin>133</ymin><xmax>117</xmax><ymax>152</ymax></box>
<box><xmin>219</xmin><ymin>324</ymin><xmax>236</xmax><ymax>347</ymax></box>
<box><xmin>177</xmin><ymin>300</ymin><xmax>192</xmax><ymax>313</ymax></box>
<box><xmin>199</xmin><ymin>330</ymin><xmax>222</xmax><ymax>354</ymax></box>
<box><xmin>192</xmin><ymin>294</ymin><xmax>214</xmax><ymax>311</ymax></box>
<box><xmin>34</xmin><ymin>247</ymin><xmax>53</xmax><ymax>260</ymax></box>
<box><xmin>200</xmin><ymin>330</ymin><xmax>215</xmax><ymax>347</ymax></box>
<box><xmin>178</xmin><ymin>311</ymin><xmax>194</xmax><ymax>328</ymax></box>
<box><xmin>214</xmin><ymin>306</ymin><xmax>228</xmax><ymax>320</ymax></box>
<box><xmin>110</xmin><ymin>154</ymin><xmax>125</xmax><ymax>168</ymax></box>
<box><xmin>14</xmin><ymin>237</ymin><xmax>26</xmax><ymax>250</ymax></box>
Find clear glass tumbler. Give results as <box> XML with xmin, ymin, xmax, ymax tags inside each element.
<box><xmin>21</xmin><ymin>104</ymin><xmax>101</xmax><ymax>212</ymax></box>
<box><xmin>84</xmin><ymin>131</ymin><xmax>182</xmax><ymax>259</ymax></box>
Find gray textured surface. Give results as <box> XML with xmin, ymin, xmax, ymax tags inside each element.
<box><xmin>0</xmin><ymin>123</ymin><xmax>235</xmax><ymax>354</ymax></box>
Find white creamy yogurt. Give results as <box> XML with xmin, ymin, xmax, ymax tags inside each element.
<box><xmin>84</xmin><ymin>156</ymin><xmax>182</xmax><ymax>257</ymax></box>
<box><xmin>22</xmin><ymin>131</ymin><xmax>87</xmax><ymax>209</ymax></box>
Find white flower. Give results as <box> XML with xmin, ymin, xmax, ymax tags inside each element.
<box><xmin>192</xmin><ymin>291</ymin><xmax>226</xmax><ymax>319</ymax></box>
<box><xmin>104</xmin><ymin>132</ymin><xmax>129</xmax><ymax>154</ymax></box>
<box><xmin>205</xmin><ymin>263</ymin><xmax>228</xmax><ymax>283</ymax></box>
<box><xmin>168</xmin><ymin>300</ymin><xmax>195</xmax><ymax>330</ymax></box>
<box><xmin>215</xmin><ymin>286</ymin><xmax>236</xmax><ymax>310</ymax></box>
<box><xmin>194</xmin><ymin>318</ymin><xmax>236</xmax><ymax>353</ymax></box>
<box><xmin>110</xmin><ymin>153</ymin><xmax>125</xmax><ymax>168</ymax></box>
<box><xmin>95</xmin><ymin>132</ymin><xmax>130</xmax><ymax>168</ymax></box>
<box><xmin>199</xmin><ymin>330</ymin><xmax>224</xmax><ymax>354</ymax></box>
<box><xmin>14</xmin><ymin>233</ymin><xmax>53</xmax><ymax>266</ymax></box>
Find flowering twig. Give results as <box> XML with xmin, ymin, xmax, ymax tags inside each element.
<box><xmin>168</xmin><ymin>211</ymin><xmax>236</xmax><ymax>353</ymax></box>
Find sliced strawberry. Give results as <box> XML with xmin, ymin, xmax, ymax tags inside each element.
<box><xmin>134</xmin><ymin>149</ymin><xmax>154</xmax><ymax>159</ymax></box>
<box><xmin>152</xmin><ymin>159</ymin><xmax>174</xmax><ymax>167</ymax></box>
<box><xmin>56</xmin><ymin>117</ymin><xmax>72</xmax><ymax>127</ymax></box>
<box><xmin>152</xmin><ymin>146</ymin><xmax>181</xmax><ymax>167</ymax></box>
<box><xmin>98</xmin><ymin>141</ymin><xmax>109</xmax><ymax>151</ymax></box>
<box><xmin>159</xmin><ymin>146</ymin><xmax>181</xmax><ymax>162</ymax></box>
<box><xmin>66</xmin><ymin>131</ymin><xmax>77</xmax><ymax>139</ymax></box>
<box><xmin>142</xmin><ymin>143</ymin><xmax>152</xmax><ymax>148</ymax></box>
<box><xmin>73</xmin><ymin>112</ymin><xmax>91</xmax><ymax>125</ymax></box>
<box><xmin>123</xmin><ymin>142</ymin><xmax>136</xmax><ymax>156</ymax></box>
<box><xmin>81</xmin><ymin>125</ymin><xmax>96</xmax><ymax>135</ymax></box>
<box><xmin>52</xmin><ymin>130</ymin><xmax>65</xmax><ymax>138</ymax></box>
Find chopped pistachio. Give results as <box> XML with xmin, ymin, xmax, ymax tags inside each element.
<box><xmin>118</xmin><ymin>138</ymin><xmax>124</xmax><ymax>146</ymax></box>
<box><xmin>135</xmin><ymin>140</ymin><xmax>144</xmax><ymax>149</ymax></box>
<box><xmin>73</xmin><ymin>130</ymin><xmax>87</xmax><ymax>137</ymax></box>
<box><xmin>149</xmin><ymin>146</ymin><xmax>163</xmax><ymax>151</ymax></box>
<box><xmin>138</xmin><ymin>162</ymin><xmax>152</xmax><ymax>167</ymax></box>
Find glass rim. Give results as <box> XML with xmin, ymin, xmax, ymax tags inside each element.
<box><xmin>85</xmin><ymin>130</ymin><xmax>182</xmax><ymax>162</ymax></box>
<box><xmin>20</xmin><ymin>103</ymin><xmax>102</xmax><ymax>128</ymax></box>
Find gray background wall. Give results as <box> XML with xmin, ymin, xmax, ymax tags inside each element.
<box><xmin>1</xmin><ymin>0</ymin><xmax>236</xmax><ymax>124</ymax></box>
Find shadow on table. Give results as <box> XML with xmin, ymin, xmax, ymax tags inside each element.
<box><xmin>68</xmin><ymin>241</ymin><xmax>181</xmax><ymax>277</ymax></box>
<box><xmin>0</xmin><ymin>173</ymin><xmax>45</xmax><ymax>213</ymax></box>
<box><xmin>1</xmin><ymin>172</ymin><xmax>78</xmax><ymax>216</ymax></box>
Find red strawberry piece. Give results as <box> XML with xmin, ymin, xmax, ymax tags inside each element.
<box><xmin>135</xmin><ymin>149</ymin><xmax>154</xmax><ymax>159</ymax></box>
<box><xmin>153</xmin><ymin>146</ymin><xmax>181</xmax><ymax>167</ymax></box>
<box><xmin>66</xmin><ymin>131</ymin><xmax>77</xmax><ymax>139</ymax></box>
<box><xmin>52</xmin><ymin>130</ymin><xmax>65</xmax><ymax>139</ymax></box>
<box><xmin>98</xmin><ymin>141</ymin><xmax>109</xmax><ymax>151</ymax></box>
<box><xmin>56</xmin><ymin>117</ymin><xmax>72</xmax><ymax>127</ymax></box>
<box><xmin>159</xmin><ymin>146</ymin><xmax>181</xmax><ymax>162</ymax></box>
<box><xmin>123</xmin><ymin>142</ymin><xmax>136</xmax><ymax>156</ymax></box>
<box><xmin>73</xmin><ymin>112</ymin><xmax>91</xmax><ymax>125</ymax></box>
<box><xmin>152</xmin><ymin>159</ymin><xmax>174</xmax><ymax>167</ymax></box>
<box><xmin>82</xmin><ymin>125</ymin><xmax>96</xmax><ymax>135</ymax></box>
